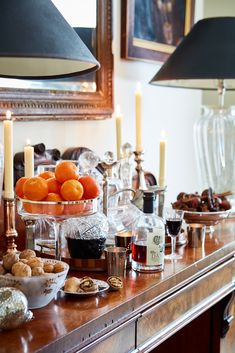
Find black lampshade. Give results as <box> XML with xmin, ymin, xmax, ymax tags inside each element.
<box><xmin>150</xmin><ymin>17</ymin><xmax>235</xmax><ymax>90</ymax></box>
<box><xmin>0</xmin><ymin>0</ymin><xmax>100</xmax><ymax>79</ymax></box>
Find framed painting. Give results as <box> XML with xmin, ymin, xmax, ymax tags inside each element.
<box><xmin>121</xmin><ymin>0</ymin><xmax>195</xmax><ymax>63</ymax></box>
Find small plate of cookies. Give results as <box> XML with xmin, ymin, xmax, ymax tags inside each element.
<box><xmin>62</xmin><ymin>276</ymin><xmax>109</xmax><ymax>297</ymax></box>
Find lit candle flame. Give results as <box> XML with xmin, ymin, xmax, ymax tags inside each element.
<box><xmin>6</xmin><ymin>110</ymin><xmax>11</xmax><ymax>120</ymax></box>
<box><xmin>161</xmin><ymin>130</ymin><xmax>166</xmax><ymax>139</ymax></box>
<box><xmin>116</xmin><ymin>104</ymin><xmax>121</xmax><ymax>115</ymax></box>
<box><xmin>136</xmin><ymin>81</ymin><xmax>142</xmax><ymax>93</ymax></box>
<box><xmin>26</xmin><ymin>139</ymin><xmax>31</xmax><ymax>146</ymax></box>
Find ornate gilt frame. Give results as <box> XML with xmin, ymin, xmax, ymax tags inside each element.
<box><xmin>121</xmin><ymin>0</ymin><xmax>195</xmax><ymax>63</ymax></box>
<box><xmin>0</xmin><ymin>0</ymin><xmax>113</xmax><ymax>121</ymax></box>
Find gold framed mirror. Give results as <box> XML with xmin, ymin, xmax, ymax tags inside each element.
<box><xmin>0</xmin><ymin>0</ymin><xmax>113</xmax><ymax>121</ymax></box>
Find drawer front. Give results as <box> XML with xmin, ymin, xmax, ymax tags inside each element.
<box><xmin>78</xmin><ymin>320</ymin><xmax>136</xmax><ymax>353</ymax></box>
<box><xmin>137</xmin><ymin>257</ymin><xmax>235</xmax><ymax>351</ymax></box>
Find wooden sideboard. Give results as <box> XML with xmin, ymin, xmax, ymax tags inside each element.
<box><xmin>0</xmin><ymin>219</ymin><xmax>235</xmax><ymax>353</ymax></box>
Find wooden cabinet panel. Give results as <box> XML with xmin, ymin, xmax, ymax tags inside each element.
<box><xmin>149</xmin><ymin>309</ymin><xmax>212</xmax><ymax>353</ymax></box>
<box><xmin>136</xmin><ymin>258</ymin><xmax>235</xmax><ymax>352</ymax></box>
<box><xmin>221</xmin><ymin>297</ymin><xmax>235</xmax><ymax>353</ymax></box>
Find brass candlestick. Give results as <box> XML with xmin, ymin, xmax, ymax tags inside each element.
<box><xmin>134</xmin><ymin>151</ymin><xmax>147</xmax><ymax>191</ymax></box>
<box><xmin>4</xmin><ymin>198</ymin><xmax>18</xmax><ymax>252</ymax></box>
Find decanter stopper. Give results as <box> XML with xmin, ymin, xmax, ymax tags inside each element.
<box><xmin>79</xmin><ymin>151</ymin><xmax>100</xmax><ymax>175</ymax></box>
<box><xmin>100</xmin><ymin>151</ymin><xmax>119</xmax><ymax>215</ymax></box>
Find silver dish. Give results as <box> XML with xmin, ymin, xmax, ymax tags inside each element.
<box><xmin>61</xmin><ymin>279</ymin><xmax>109</xmax><ymax>297</ymax></box>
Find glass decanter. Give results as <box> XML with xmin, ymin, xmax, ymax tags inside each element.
<box><xmin>101</xmin><ymin>151</ymin><xmax>123</xmax><ymax>210</ymax></box>
<box><xmin>108</xmin><ymin>142</ymin><xmax>140</xmax><ymax>240</ymax></box>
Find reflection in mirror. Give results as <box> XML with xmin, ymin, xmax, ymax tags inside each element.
<box><xmin>0</xmin><ymin>0</ymin><xmax>113</xmax><ymax>120</ymax></box>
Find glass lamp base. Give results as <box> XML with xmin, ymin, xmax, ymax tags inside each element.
<box><xmin>194</xmin><ymin>106</ymin><xmax>235</xmax><ymax>193</ymax></box>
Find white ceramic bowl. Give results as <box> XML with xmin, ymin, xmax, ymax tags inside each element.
<box><xmin>0</xmin><ymin>259</ymin><xmax>69</xmax><ymax>309</ymax></box>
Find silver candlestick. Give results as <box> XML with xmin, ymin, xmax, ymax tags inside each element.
<box><xmin>134</xmin><ymin>150</ymin><xmax>147</xmax><ymax>191</ymax></box>
<box><xmin>152</xmin><ymin>185</ymin><xmax>167</xmax><ymax>217</ymax></box>
<box><xmin>100</xmin><ymin>152</ymin><xmax>118</xmax><ymax>216</ymax></box>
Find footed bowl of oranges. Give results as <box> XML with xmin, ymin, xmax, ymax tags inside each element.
<box><xmin>16</xmin><ymin>160</ymin><xmax>101</xmax><ymax>218</ymax></box>
<box><xmin>15</xmin><ymin>161</ymin><xmax>105</xmax><ymax>260</ymax></box>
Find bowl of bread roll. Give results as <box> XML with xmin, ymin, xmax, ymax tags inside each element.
<box><xmin>0</xmin><ymin>249</ymin><xmax>69</xmax><ymax>309</ymax></box>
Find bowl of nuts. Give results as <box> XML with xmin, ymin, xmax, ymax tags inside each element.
<box><xmin>0</xmin><ymin>249</ymin><xmax>69</xmax><ymax>309</ymax></box>
<box><xmin>172</xmin><ymin>188</ymin><xmax>231</xmax><ymax>228</ymax></box>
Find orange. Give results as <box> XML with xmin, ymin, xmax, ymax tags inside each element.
<box><xmin>55</xmin><ymin>161</ymin><xmax>79</xmax><ymax>184</ymax></box>
<box><xmin>63</xmin><ymin>202</ymin><xmax>85</xmax><ymax>216</ymax></box>
<box><xmin>60</xmin><ymin>179</ymin><xmax>84</xmax><ymax>201</ymax></box>
<box><xmin>23</xmin><ymin>197</ymin><xmax>45</xmax><ymax>215</ymax></box>
<box><xmin>23</xmin><ymin>176</ymin><xmax>48</xmax><ymax>201</ymax></box>
<box><xmin>79</xmin><ymin>175</ymin><xmax>100</xmax><ymax>199</ymax></box>
<box><xmin>38</xmin><ymin>171</ymin><xmax>55</xmax><ymax>180</ymax></box>
<box><xmin>47</xmin><ymin>177</ymin><xmax>61</xmax><ymax>194</ymax></box>
<box><xmin>45</xmin><ymin>193</ymin><xmax>64</xmax><ymax>215</ymax></box>
<box><xmin>15</xmin><ymin>176</ymin><xmax>28</xmax><ymax>198</ymax></box>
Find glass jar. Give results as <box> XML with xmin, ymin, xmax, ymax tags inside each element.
<box><xmin>194</xmin><ymin>106</ymin><xmax>235</xmax><ymax>194</ymax></box>
<box><xmin>62</xmin><ymin>212</ymin><xmax>109</xmax><ymax>259</ymax></box>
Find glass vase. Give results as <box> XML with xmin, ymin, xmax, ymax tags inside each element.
<box><xmin>194</xmin><ymin>106</ymin><xmax>235</xmax><ymax>194</ymax></box>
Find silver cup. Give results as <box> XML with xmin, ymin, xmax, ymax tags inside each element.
<box><xmin>104</xmin><ymin>246</ymin><xmax>127</xmax><ymax>277</ymax></box>
<box><xmin>187</xmin><ymin>223</ymin><xmax>206</xmax><ymax>248</ymax></box>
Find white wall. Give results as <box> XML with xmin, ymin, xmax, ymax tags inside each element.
<box><xmin>1</xmin><ymin>1</ymin><xmax>204</xmax><ymax>206</ymax></box>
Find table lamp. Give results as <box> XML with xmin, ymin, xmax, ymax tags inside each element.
<box><xmin>150</xmin><ymin>17</ymin><xmax>235</xmax><ymax>194</ymax></box>
<box><xmin>0</xmin><ymin>0</ymin><xmax>100</xmax><ymax>79</ymax></box>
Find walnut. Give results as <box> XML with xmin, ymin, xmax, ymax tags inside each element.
<box><xmin>12</xmin><ymin>262</ymin><xmax>32</xmax><ymax>277</ymax></box>
<box><xmin>27</xmin><ymin>257</ymin><xmax>43</xmax><ymax>269</ymax></box>
<box><xmin>19</xmin><ymin>249</ymin><xmax>36</xmax><ymax>260</ymax></box>
<box><xmin>107</xmin><ymin>276</ymin><xmax>123</xmax><ymax>291</ymax></box>
<box><xmin>79</xmin><ymin>277</ymin><xmax>98</xmax><ymax>292</ymax></box>
<box><xmin>53</xmin><ymin>262</ymin><xmax>66</xmax><ymax>273</ymax></box>
<box><xmin>2</xmin><ymin>252</ymin><xmax>19</xmax><ymax>271</ymax></box>
<box><xmin>43</xmin><ymin>263</ymin><xmax>54</xmax><ymax>273</ymax></box>
<box><xmin>32</xmin><ymin>266</ymin><xmax>44</xmax><ymax>276</ymax></box>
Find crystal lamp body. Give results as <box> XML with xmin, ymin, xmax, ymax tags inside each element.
<box><xmin>194</xmin><ymin>106</ymin><xmax>235</xmax><ymax>194</ymax></box>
